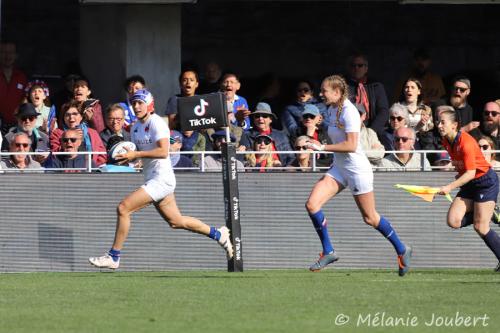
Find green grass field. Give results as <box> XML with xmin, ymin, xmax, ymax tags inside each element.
<box><xmin>1</xmin><ymin>269</ymin><xmax>499</xmax><ymax>333</ymax></box>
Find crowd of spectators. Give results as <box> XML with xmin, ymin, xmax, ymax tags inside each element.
<box><xmin>1</xmin><ymin>40</ymin><xmax>499</xmax><ymax>173</ymax></box>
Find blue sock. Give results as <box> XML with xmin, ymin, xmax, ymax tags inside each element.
<box><xmin>208</xmin><ymin>226</ymin><xmax>221</xmax><ymax>241</ymax></box>
<box><xmin>482</xmin><ymin>229</ymin><xmax>500</xmax><ymax>261</ymax></box>
<box><xmin>376</xmin><ymin>216</ymin><xmax>406</xmax><ymax>255</ymax></box>
<box><xmin>309</xmin><ymin>210</ymin><xmax>334</xmax><ymax>254</ymax></box>
<box><xmin>460</xmin><ymin>213</ymin><xmax>474</xmax><ymax>228</ymax></box>
<box><xmin>108</xmin><ymin>248</ymin><xmax>121</xmax><ymax>262</ymax></box>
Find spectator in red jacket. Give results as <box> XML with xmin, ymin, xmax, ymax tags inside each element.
<box><xmin>0</xmin><ymin>41</ymin><xmax>27</xmax><ymax>134</ymax></box>
<box><xmin>50</xmin><ymin>101</ymin><xmax>106</xmax><ymax>165</ymax></box>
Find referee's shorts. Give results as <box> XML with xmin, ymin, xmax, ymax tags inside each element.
<box><xmin>457</xmin><ymin>168</ymin><xmax>499</xmax><ymax>203</ymax></box>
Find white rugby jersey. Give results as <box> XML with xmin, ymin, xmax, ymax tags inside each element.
<box><xmin>131</xmin><ymin>113</ymin><xmax>174</xmax><ymax>181</ymax></box>
<box><xmin>326</xmin><ymin>99</ymin><xmax>372</xmax><ymax>172</ymax></box>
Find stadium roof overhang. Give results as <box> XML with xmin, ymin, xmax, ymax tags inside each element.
<box><xmin>78</xmin><ymin>0</ymin><xmax>500</xmax><ymax>4</ymax></box>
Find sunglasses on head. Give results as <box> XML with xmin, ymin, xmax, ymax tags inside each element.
<box><xmin>394</xmin><ymin>136</ymin><xmax>413</xmax><ymax>143</ymax></box>
<box><xmin>62</xmin><ymin>137</ymin><xmax>78</xmax><ymax>143</ymax></box>
<box><xmin>350</xmin><ymin>63</ymin><xmax>366</xmax><ymax>68</ymax></box>
<box><xmin>14</xmin><ymin>142</ymin><xmax>29</xmax><ymax>148</ymax></box>
<box><xmin>302</xmin><ymin>114</ymin><xmax>316</xmax><ymax>120</ymax></box>
<box><xmin>453</xmin><ymin>86</ymin><xmax>468</xmax><ymax>93</ymax></box>
<box><xmin>297</xmin><ymin>87</ymin><xmax>311</xmax><ymax>93</ymax></box>
<box><xmin>256</xmin><ymin>137</ymin><xmax>272</xmax><ymax>145</ymax></box>
<box><xmin>390</xmin><ymin>116</ymin><xmax>404</xmax><ymax>122</ymax></box>
<box><xmin>21</xmin><ymin>116</ymin><xmax>36</xmax><ymax>122</ymax></box>
<box><xmin>480</xmin><ymin>144</ymin><xmax>491</xmax><ymax>150</ymax></box>
<box><xmin>484</xmin><ymin>111</ymin><xmax>500</xmax><ymax>117</ymax></box>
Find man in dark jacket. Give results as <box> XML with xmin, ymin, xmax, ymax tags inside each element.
<box><xmin>346</xmin><ymin>53</ymin><xmax>389</xmax><ymax>137</ymax></box>
<box><xmin>45</xmin><ymin>129</ymin><xmax>95</xmax><ymax>172</ymax></box>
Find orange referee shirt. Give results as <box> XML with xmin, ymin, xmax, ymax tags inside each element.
<box><xmin>442</xmin><ymin>130</ymin><xmax>490</xmax><ymax>179</ymax></box>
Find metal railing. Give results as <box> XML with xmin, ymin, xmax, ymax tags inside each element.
<box><xmin>1</xmin><ymin>149</ymin><xmax>499</xmax><ymax>173</ymax></box>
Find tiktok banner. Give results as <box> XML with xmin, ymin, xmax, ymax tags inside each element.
<box><xmin>177</xmin><ymin>92</ymin><xmax>228</xmax><ymax>131</ymax></box>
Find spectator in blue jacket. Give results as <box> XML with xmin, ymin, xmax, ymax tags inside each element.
<box><xmin>239</xmin><ymin>102</ymin><xmax>294</xmax><ymax>166</ymax></box>
<box><xmin>282</xmin><ymin>80</ymin><xmax>327</xmax><ymax>136</ymax></box>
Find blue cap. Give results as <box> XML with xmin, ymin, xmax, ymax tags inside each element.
<box><xmin>170</xmin><ymin>130</ymin><xmax>183</xmax><ymax>144</ymax></box>
<box><xmin>211</xmin><ymin>129</ymin><xmax>236</xmax><ymax>142</ymax></box>
<box><xmin>302</xmin><ymin>104</ymin><xmax>320</xmax><ymax>117</ymax></box>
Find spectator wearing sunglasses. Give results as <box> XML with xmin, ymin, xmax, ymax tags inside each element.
<box><xmin>446</xmin><ymin>76</ymin><xmax>476</xmax><ymax>133</ymax></box>
<box><xmin>203</xmin><ymin>130</ymin><xmax>244</xmax><ymax>172</ymax></box>
<box><xmin>379</xmin><ymin>127</ymin><xmax>431</xmax><ymax>171</ymax></box>
<box><xmin>477</xmin><ymin>135</ymin><xmax>500</xmax><ymax>170</ymax></box>
<box><xmin>282</xmin><ymin>80</ymin><xmax>327</xmax><ymax>136</ymax></box>
<box><xmin>470</xmin><ymin>101</ymin><xmax>500</xmax><ymax>150</ymax></box>
<box><xmin>50</xmin><ymin>101</ymin><xmax>107</xmax><ymax>166</ymax></box>
<box><xmin>380</xmin><ymin>103</ymin><xmax>409</xmax><ymax>153</ymax></box>
<box><xmin>245</xmin><ymin>134</ymin><xmax>282</xmax><ymax>172</ymax></box>
<box><xmin>239</xmin><ymin>102</ymin><xmax>294</xmax><ymax>166</ymax></box>
<box><xmin>2</xmin><ymin>103</ymin><xmax>49</xmax><ymax>163</ymax></box>
<box><xmin>0</xmin><ymin>132</ymin><xmax>42</xmax><ymax>171</ymax></box>
<box><xmin>45</xmin><ymin>129</ymin><xmax>96</xmax><ymax>171</ymax></box>
<box><xmin>289</xmin><ymin>104</ymin><xmax>332</xmax><ymax>167</ymax></box>
<box><xmin>346</xmin><ymin>53</ymin><xmax>389</xmax><ymax>137</ymax></box>
<box><xmin>288</xmin><ymin>135</ymin><xmax>314</xmax><ymax>172</ymax></box>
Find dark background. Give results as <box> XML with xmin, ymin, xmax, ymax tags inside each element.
<box><xmin>2</xmin><ymin>0</ymin><xmax>500</xmax><ymax>112</ymax></box>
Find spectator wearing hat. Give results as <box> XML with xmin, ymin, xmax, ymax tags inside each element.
<box><xmin>205</xmin><ymin>100</ymin><xmax>244</xmax><ymax>150</ymax></box>
<box><xmin>380</xmin><ymin>102</ymin><xmax>410</xmax><ymax>153</ymax></box>
<box><xmin>164</xmin><ymin>69</ymin><xmax>200</xmax><ymax>129</ymax></box>
<box><xmin>239</xmin><ymin>102</ymin><xmax>294</xmax><ymax>166</ymax></box>
<box><xmin>378</xmin><ymin>127</ymin><xmax>431</xmax><ymax>171</ymax></box>
<box><xmin>203</xmin><ymin>130</ymin><xmax>244</xmax><ymax>172</ymax></box>
<box><xmin>0</xmin><ymin>132</ymin><xmax>42</xmax><ymax>171</ymax></box>
<box><xmin>119</xmin><ymin>75</ymin><xmax>146</xmax><ymax>127</ymax></box>
<box><xmin>220</xmin><ymin>73</ymin><xmax>251</xmax><ymax>131</ymax></box>
<box><xmin>100</xmin><ymin>103</ymin><xmax>131</xmax><ymax>149</ymax></box>
<box><xmin>358</xmin><ymin>103</ymin><xmax>385</xmax><ymax>166</ymax></box>
<box><xmin>69</xmin><ymin>77</ymin><xmax>105</xmax><ymax>133</ymax></box>
<box><xmin>50</xmin><ymin>100</ymin><xmax>107</xmax><ymax>166</ymax></box>
<box><xmin>45</xmin><ymin>129</ymin><xmax>96</xmax><ymax>172</ymax></box>
<box><xmin>282</xmin><ymin>80</ymin><xmax>327</xmax><ymax>136</ymax></box>
<box><xmin>25</xmin><ymin>80</ymin><xmax>54</xmax><ymax>133</ymax></box>
<box><xmin>2</xmin><ymin>103</ymin><xmax>49</xmax><ymax>164</ymax></box>
<box><xmin>245</xmin><ymin>133</ymin><xmax>282</xmax><ymax>172</ymax></box>
<box><xmin>432</xmin><ymin>151</ymin><xmax>453</xmax><ymax>171</ymax></box>
<box><xmin>0</xmin><ymin>41</ymin><xmax>28</xmax><ymax>134</ymax></box>
<box><xmin>169</xmin><ymin>130</ymin><xmax>193</xmax><ymax>169</ymax></box>
<box><xmin>289</xmin><ymin>104</ymin><xmax>332</xmax><ymax>167</ymax></box>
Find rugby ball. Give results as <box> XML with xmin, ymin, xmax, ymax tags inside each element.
<box><xmin>109</xmin><ymin>141</ymin><xmax>137</xmax><ymax>163</ymax></box>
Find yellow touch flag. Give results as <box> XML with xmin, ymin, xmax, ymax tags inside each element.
<box><xmin>394</xmin><ymin>184</ymin><xmax>453</xmax><ymax>203</ymax></box>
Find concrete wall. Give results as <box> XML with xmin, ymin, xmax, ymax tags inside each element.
<box><xmin>80</xmin><ymin>4</ymin><xmax>181</xmax><ymax>110</ymax></box>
